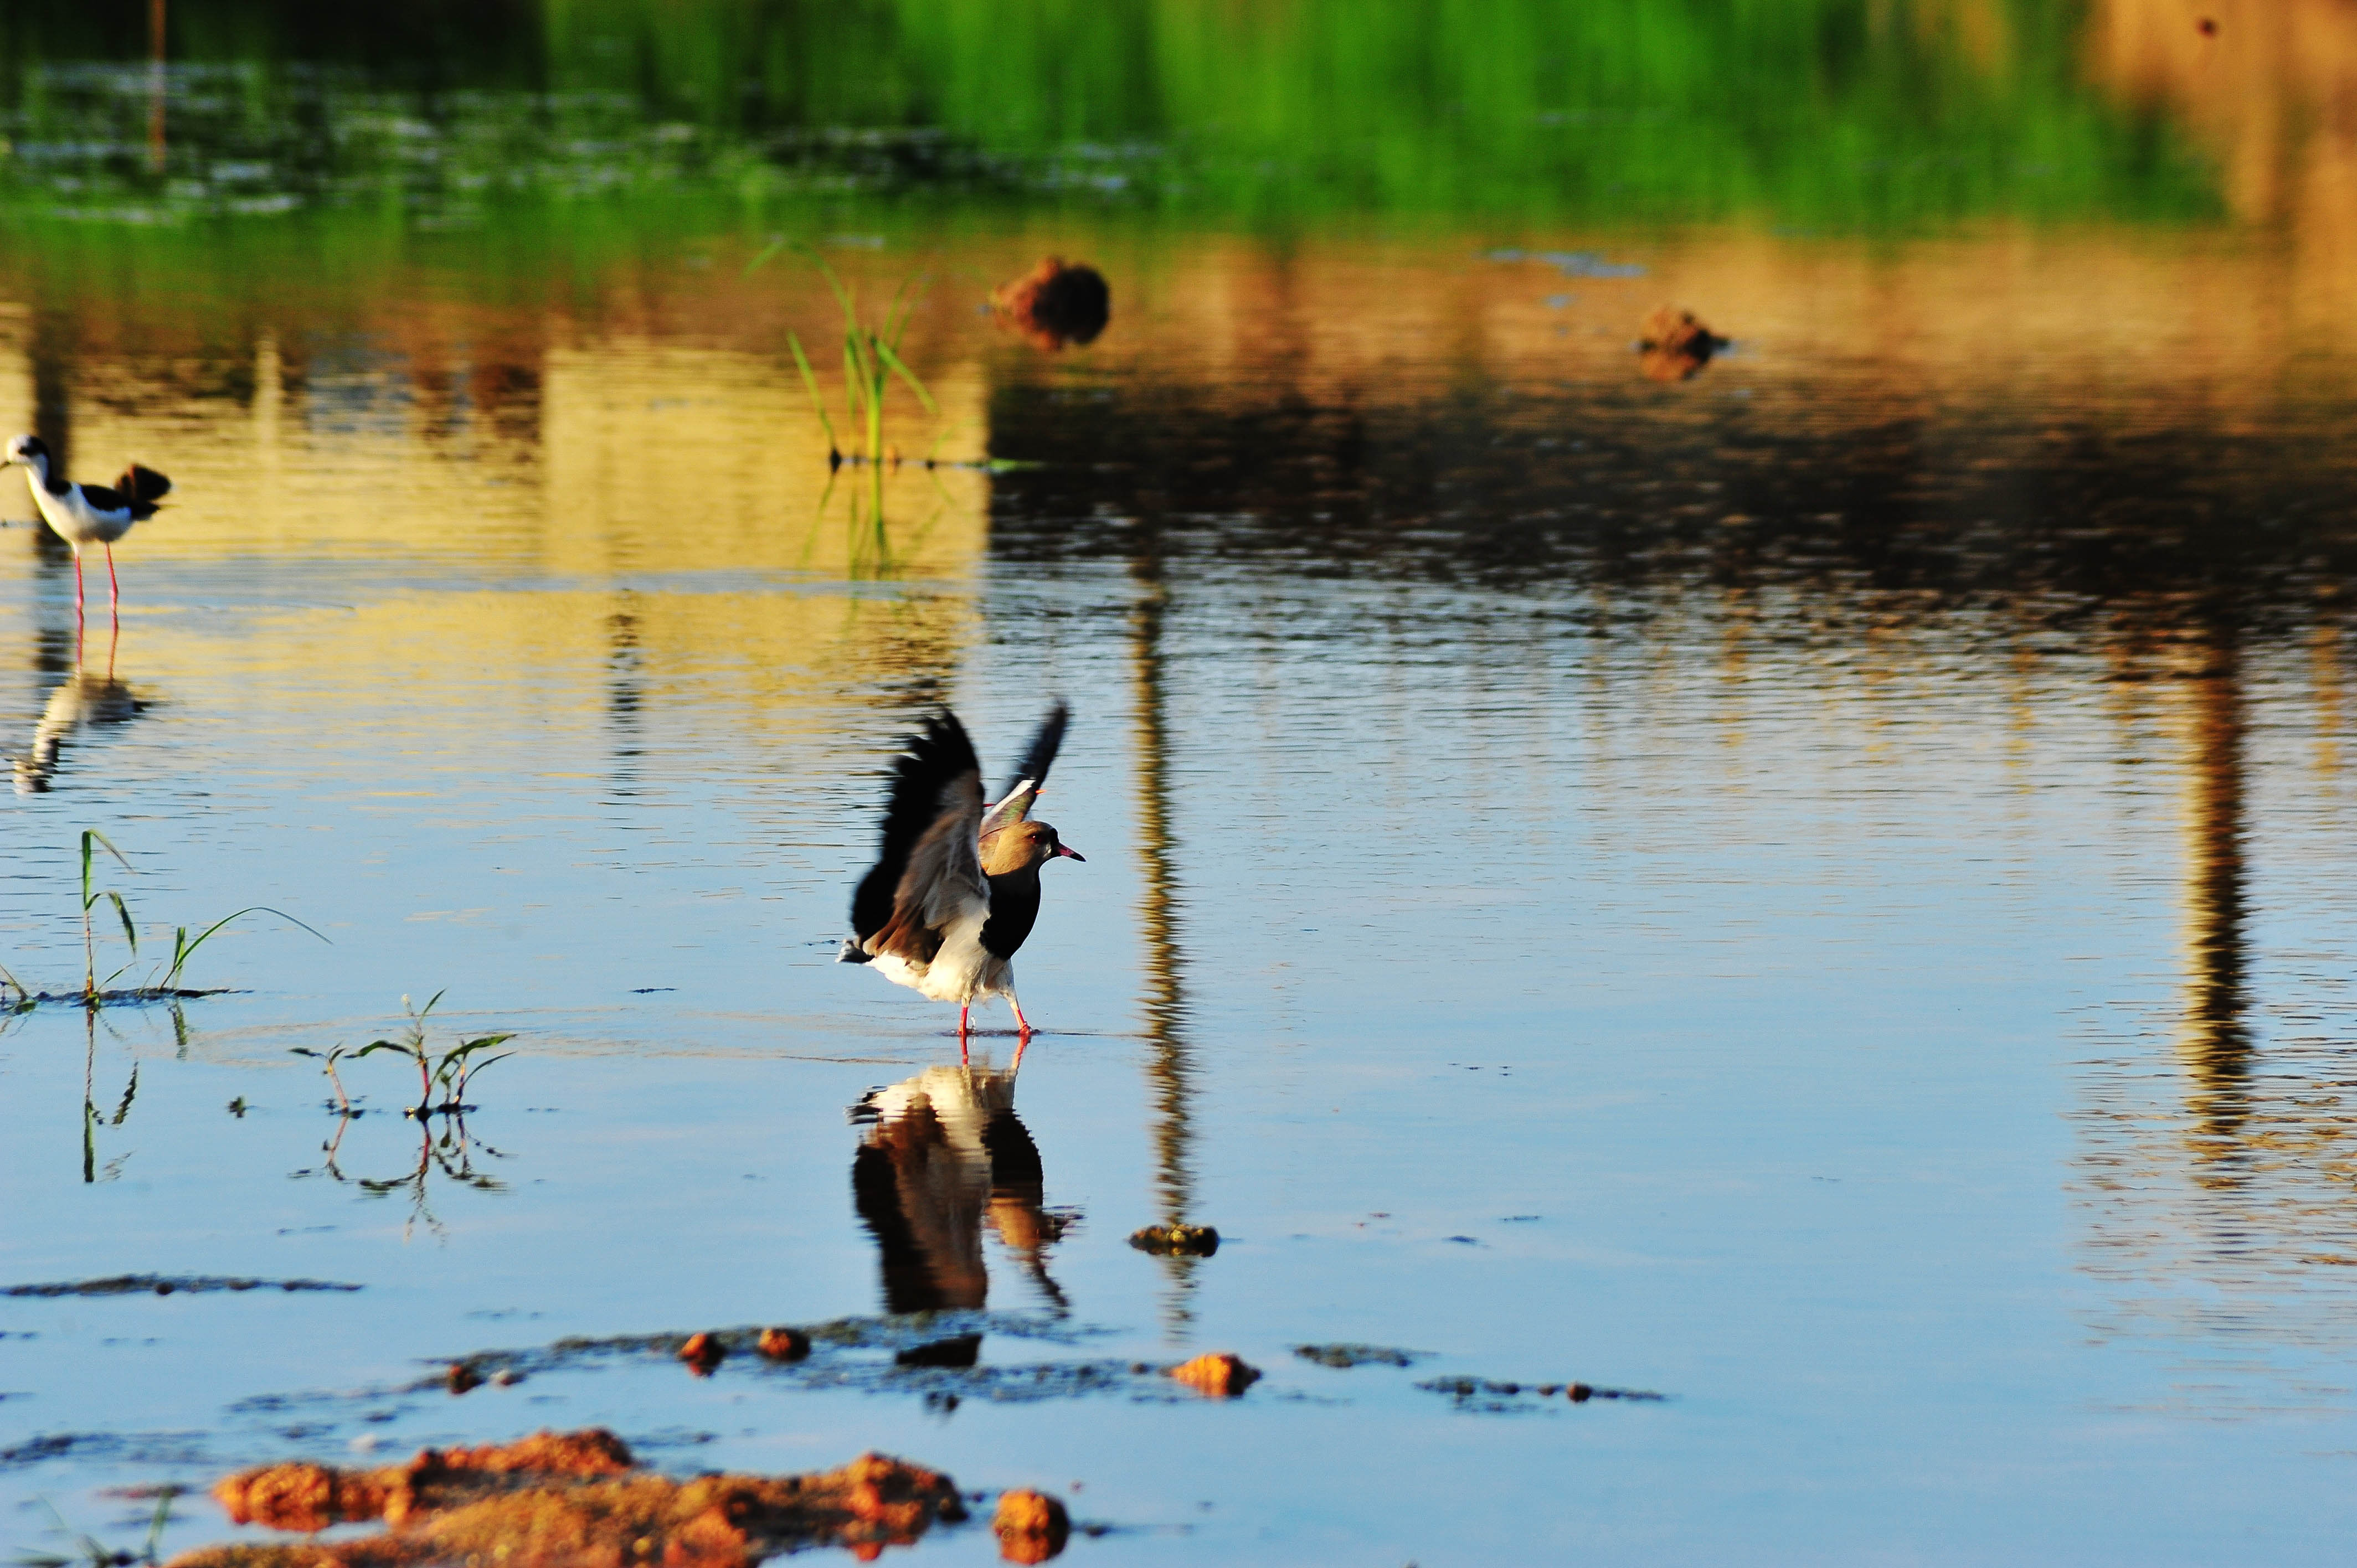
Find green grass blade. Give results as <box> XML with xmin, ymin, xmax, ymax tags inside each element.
<box><xmin>813</xmin><ymin>253</ymin><xmax>855</xmax><ymax>321</ymax></box>
<box><xmin>162</xmin><ymin>906</ymin><xmax>330</xmax><ymax>986</ymax></box>
<box><xmin>84</xmin><ymin>829</ymin><xmax>130</xmax><ymax>875</ymax></box>
<box><xmin>740</xmin><ymin>235</ymin><xmax>788</xmax><ymax>276</ymax></box>
<box><xmin>874</xmin><ymin>339</ymin><xmax>938</xmax><ymax>415</ymax></box>
<box><xmin>102</xmin><ymin>891</ymin><xmax>136</xmax><ymax>956</ymax></box>
<box><xmin>787</xmin><ymin>333</ymin><xmax>841</xmax><ymax>454</ymax></box>
<box><xmin>842</xmin><ymin>338</ymin><xmax>866</xmax><ymax>424</ymax></box>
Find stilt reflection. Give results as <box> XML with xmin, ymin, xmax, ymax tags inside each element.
<box><xmin>851</xmin><ymin>1062</ymin><xmax>1072</xmax><ymax>1367</ymax></box>
<box><xmin>13</xmin><ymin>630</ymin><xmax>145</xmax><ymax>793</ymax></box>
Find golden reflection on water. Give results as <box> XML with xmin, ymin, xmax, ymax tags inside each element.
<box><xmin>2075</xmin><ymin>605</ymin><xmax>2357</xmax><ymax>1373</ymax></box>
<box><xmin>2174</xmin><ymin>624</ymin><xmax>2250</xmax><ymax>1157</ymax></box>
<box><xmin>1128</xmin><ymin>554</ymin><xmax>1202</xmax><ymax>1338</ymax></box>
<box><xmin>6</xmin><ymin>221</ymin><xmax>2357</xmax><ymax>1375</ymax></box>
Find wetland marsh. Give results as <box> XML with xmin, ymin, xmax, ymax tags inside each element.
<box><xmin>6</xmin><ymin>3</ymin><xmax>2357</xmax><ymax>1563</ymax></box>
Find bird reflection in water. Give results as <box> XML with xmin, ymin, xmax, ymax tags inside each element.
<box><xmin>851</xmin><ymin>1062</ymin><xmax>1073</xmax><ymax>1369</ymax></box>
<box><xmin>13</xmin><ymin>628</ymin><xmax>146</xmax><ymax>793</ymax></box>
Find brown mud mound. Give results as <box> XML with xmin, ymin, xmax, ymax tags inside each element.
<box><xmin>991</xmin><ymin>1488</ymin><xmax>1070</xmax><ymax>1564</ymax></box>
<box><xmin>992</xmin><ymin>258</ymin><xmax>1111</xmax><ymax>350</ymax></box>
<box><xmin>176</xmin><ymin>1428</ymin><xmax>966</xmax><ymax>1567</ymax></box>
<box><xmin>1167</xmin><ymin>1352</ymin><xmax>1259</xmax><ymax>1397</ymax></box>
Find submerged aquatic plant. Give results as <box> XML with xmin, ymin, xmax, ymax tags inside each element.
<box><xmin>746</xmin><ymin>241</ymin><xmax>942</xmax><ymax>471</ymax></box>
<box><xmin>16</xmin><ymin>1487</ymin><xmax>177</xmax><ymax>1567</ymax></box>
<box><xmin>353</xmin><ymin>991</ymin><xmax>515</xmax><ymax>1118</ymax></box>
<box><xmin>1</xmin><ymin>830</ymin><xmax>325</xmax><ymax>1010</ymax></box>
<box><xmin>291</xmin><ymin>997</ymin><xmax>516</xmax><ymax>1240</ymax></box>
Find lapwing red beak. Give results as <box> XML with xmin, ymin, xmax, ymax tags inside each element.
<box><xmin>1054</xmin><ymin>844</ymin><xmax>1085</xmax><ymax>862</ymax></box>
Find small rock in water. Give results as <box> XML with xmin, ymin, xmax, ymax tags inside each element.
<box><xmin>445</xmin><ymin>1363</ymin><xmax>482</xmax><ymax>1395</ymax></box>
<box><xmin>1567</xmin><ymin>1381</ymin><xmax>1594</xmax><ymax>1402</ymax></box>
<box><xmin>678</xmin><ymin>1332</ymin><xmax>725</xmax><ymax>1376</ymax></box>
<box><xmin>1169</xmin><ymin>1352</ymin><xmax>1260</xmax><ymax>1398</ymax></box>
<box><xmin>993</xmin><ymin>1488</ymin><xmax>1072</xmax><ymax>1563</ymax></box>
<box><xmin>758</xmin><ymin>1326</ymin><xmax>811</xmax><ymax>1361</ymax></box>
<box><xmin>1128</xmin><ymin>1223</ymin><xmax>1218</xmax><ymax>1256</ymax></box>
<box><xmin>1635</xmin><ymin>306</ymin><xmax>1728</xmax><ymax>381</ymax></box>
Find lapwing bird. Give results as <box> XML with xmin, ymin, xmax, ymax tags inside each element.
<box><xmin>839</xmin><ymin>702</ymin><xmax>1082</xmax><ymax>1059</ymax></box>
<box><xmin>5</xmin><ymin>435</ymin><xmax>171</xmax><ymax>626</ymax></box>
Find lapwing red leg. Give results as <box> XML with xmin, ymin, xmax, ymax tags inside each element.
<box><xmin>958</xmin><ymin>1003</ymin><xmax>971</xmax><ymax>1065</ymax></box>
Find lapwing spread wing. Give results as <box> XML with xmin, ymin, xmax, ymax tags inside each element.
<box><xmin>848</xmin><ymin>712</ymin><xmax>987</xmax><ymax>965</ymax></box>
<box><xmin>979</xmin><ymin>699</ymin><xmax>1069</xmax><ymax>842</ymax></box>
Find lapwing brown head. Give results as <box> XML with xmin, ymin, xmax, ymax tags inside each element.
<box><xmin>984</xmin><ymin>818</ymin><xmax>1085</xmax><ymax>876</ymax></box>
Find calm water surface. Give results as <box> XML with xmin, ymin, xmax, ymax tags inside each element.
<box><xmin>2</xmin><ymin>216</ymin><xmax>2357</xmax><ymax>1564</ymax></box>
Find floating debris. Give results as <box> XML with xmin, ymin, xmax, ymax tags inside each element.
<box><xmin>1128</xmin><ymin>1223</ymin><xmax>1218</xmax><ymax>1256</ymax></box>
<box><xmin>993</xmin><ymin>257</ymin><xmax>1111</xmax><ymax>350</ymax></box>
<box><xmin>1636</xmin><ymin>306</ymin><xmax>1728</xmax><ymax>381</ymax></box>
<box><xmin>994</xmin><ymin>1488</ymin><xmax>1071</xmax><ymax>1563</ymax></box>
<box><xmin>1417</xmin><ymin>1375</ymin><xmax>1665</xmax><ymax>1411</ymax></box>
<box><xmin>1291</xmin><ymin>1343</ymin><xmax>1425</xmax><ymax>1369</ymax></box>
<box><xmin>1</xmin><ymin>1275</ymin><xmax>360</xmax><ymax>1298</ymax></box>
<box><xmin>1168</xmin><ymin>1353</ymin><xmax>1259</xmax><ymax>1398</ymax></box>
<box><xmin>177</xmin><ymin>1428</ymin><xmax>968</xmax><ymax>1565</ymax></box>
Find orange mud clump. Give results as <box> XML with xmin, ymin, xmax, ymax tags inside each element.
<box><xmin>1168</xmin><ymin>1352</ymin><xmax>1260</xmax><ymax>1397</ymax></box>
<box><xmin>756</xmin><ymin>1327</ymin><xmax>811</xmax><ymax>1361</ymax></box>
<box><xmin>992</xmin><ymin>1489</ymin><xmax>1071</xmax><ymax>1564</ymax></box>
<box><xmin>1636</xmin><ymin>306</ymin><xmax>1727</xmax><ymax>381</ymax></box>
<box><xmin>991</xmin><ymin>257</ymin><xmax>1111</xmax><ymax>350</ymax></box>
<box><xmin>173</xmin><ymin>1431</ymin><xmax>967</xmax><ymax>1568</ymax></box>
<box><xmin>678</xmin><ymin>1332</ymin><xmax>725</xmax><ymax>1375</ymax></box>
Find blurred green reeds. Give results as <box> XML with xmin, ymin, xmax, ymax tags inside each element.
<box><xmin>0</xmin><ymin>0</ymin><xmax>2217</xmax><ymax>238</ymax></box>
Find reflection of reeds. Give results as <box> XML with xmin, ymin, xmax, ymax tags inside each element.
<box><xmin>1129</xmin><ymin>560</ymin><xmax>1201</xmax><ymax>1335</ymax></box>
<box><xmin>2177</xmin><ymin>625</ymin><xmax>2251</xmax><ymax>1156</ymax></box>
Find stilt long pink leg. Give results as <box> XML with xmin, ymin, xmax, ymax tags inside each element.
<box><xmin>958</xmin><ymin>1003</ymin><xmax>971</xmax><ymax>1065</ymax></box>
<box><xmin>105</xmin><ymin>544</ymin><xmax>120</xmax><ymax>627</ymax></box>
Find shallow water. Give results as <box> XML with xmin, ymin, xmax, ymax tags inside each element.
<box><xmin>4</xmin><ymin>198</ymin><xmax>2357</xmax><ymax>1564</ymax></box>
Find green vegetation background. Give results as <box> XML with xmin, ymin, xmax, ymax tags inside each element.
<box><xmin>0</xmin><ymin>1</ymin><xmax>2217</xmax><ymax>287</ymax></box>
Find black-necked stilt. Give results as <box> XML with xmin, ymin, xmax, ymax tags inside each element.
<box><xmin>5</xmin><ymin>435</ymin><xmax>171</xmax><ymax>627</ymax></box>
<box><xmin>839</xmin><ymin>702</ymin><xmax>1082</xmax><ymax>1061</ymax></box>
